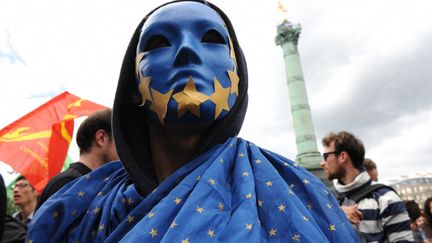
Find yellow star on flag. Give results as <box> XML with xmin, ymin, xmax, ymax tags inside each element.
<box><xmin>302</xmin><ymin>216</ymin><xmax>309</xmax><ymax>221</ymax></box>
<box><xmin>150</xmin><ymin>228</ymin><xmax>158</xmax><ymax>238</ymax></box>
<box><xmin>196</xmin><ymin>206</ymin><xmax>205</xmax><ymax>213</ymax></box>
<box><xmin>182</xmin><ymin>238</ymin><xmax>190</xmax><ymax>243</ymax></box>
<box><xmin>147</xmin><ymin>212</ymin><xmax>155</xmax><ymax>218</ymax></box>
<box><xmin>207</xmin><ymin>229</ymin><xmax>215</xmax><ymax>238</ymax></box>
<box><xmin>242</xmin><ymin>171</ymin><xmax>249</xmax><ymax>177</ymax></box>
<box><xmin>126</xmin><ymin>215</ymin><xmax>134</xmax><ymax>224</ymax></box>
<box><xmin>175</xmin><ymin>198</ymin><xmax>182</xmax><ymax>205</ymax></box>
<box><xmin>150</xmin><ymin>88</ymin><xmax>174</xmax><ymax>123</ymax></box>
<box><xmin>77</xmin><ymin>191</ymin><xmax>85</xmax><ymax>197</ymax></box>
<box><xmin>138</xmin><ymin>76</ymin><xmax>152</xmax><ymax>106</ymax></box>
<box><xmin>258</xmin><ymin>200</ymin><xmax>264</xmax><ymax>207</ymax></box>
<box><xmin>218</xmin><ymin>202</ymin><xmax>225</xmax><ymax>211</ymax></box>
<box><xmin>208</xmin><ymin>178</ymin><xmax>216</xmax><ymax>185</ymax></box>
<box><xmin>245</xmin><ymin>193</ymin><xmax>252</xmax><ymax>199</ymax></box>
<box><xmin>269</xmin><ymin>228</ymin><xmax>277</xmax><ymax>237</ymax></box>
<box><xmin>278</xmin><ymin>204</ymin><xmax>286</xmax><ymax>212</ymax></box>
<box><xmin>98</xmin><ymin>224</ymin><xmax>105</xmax><ymax>231</ymax></box>
<box><xmin>292</xmin><ymin>233</ymin><xmax>300</xmax><ymax>241</ymax></box>
<box><xmin>172</xmin><ymin>77</ymin><xmax>209</xmax><ymax>118</ymax></box>
<box><xmin>209</xmin><ymin>78</ymin><xmax>230</xmax><ymax>119</ymax></box>
<box><xmin>93</xmin><ymin>207</ymin><xmax>100</xmax><ymax>215</ymax></box>
<box><xmin>170</xmin><ymin>221</ymin><xmax>178</xmax><ymax>228</ymax></box>
<box><xmin>52</xmin><ymin>211</ymin><xmax>59</xmax><ymax>218</ymax></box>
<box><xmin>245</xmin><ymin>223</ymin><xmax>253</xmax><ymax>231</ymax></box>
<box><xmin>329</xmin><ymin>224</ymin><xmax>336</xmax><ymax>231</ymax></box>
<box><xmin>265</xmin><ymin>181</ymin><xmax>273</xmax><ymax>187</ymax></box>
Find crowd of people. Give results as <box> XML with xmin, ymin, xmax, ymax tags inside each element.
<box><xmin>0</xmin><ymin>1</ymin><xmax>431</xmax><ymax>242</ymax></box>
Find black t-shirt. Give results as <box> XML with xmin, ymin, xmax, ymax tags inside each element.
<box><xmin>35</xmin><ymin>162</ymin><xmax>91</xmax><ymax>211</ymax></box>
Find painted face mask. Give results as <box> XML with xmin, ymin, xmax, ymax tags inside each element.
<box><xmin>136</xmin><ymin>2</ymin><xmax>239</xmax><ymax>124</ymax></box>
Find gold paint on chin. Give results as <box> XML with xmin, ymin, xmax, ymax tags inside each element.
<box><xmin>172</xmin><ymin>77</ymin><xmax>209</xmax><ymax>118</ymax></box>
<box><xmin>150</xmin><ymin>88</ymin><xmax>174</xmax><ymax>123</ymax></box>
<box><xmin>209</xmin><ymin>78</ymin><xmax>230</xmax><ymax>119</ymax></box>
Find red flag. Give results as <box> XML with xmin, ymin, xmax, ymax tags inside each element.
<box><xmin>0</xmin><ymin>91</ymin><xmax>106</xmax><ymax>192</ymax></box>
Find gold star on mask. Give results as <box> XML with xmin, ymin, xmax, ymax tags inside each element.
<box><xmin>150</xmin><ymin>88</ymin><xmax>174</xmax><ymax>123</ymax></box>
<box><xmin>173</xmin><ymin>77</ymin><xmax>209</xmax><ymax>118</ymax></box>
<box><xmin>138</xmin><ymin>76</ymin><xmax>152</xmax><ymax>106</ymax></box>
<box><xmin>135</xmin><ymin>52</ymin><xmax>145</xmax><ymax>75</ymax></box>
<box><xmin>229</xmin><ymin>38</ymin><xmax>237</xmax><ymax>63</ymax></box>
<box><xmin>209</xmin><ymin>78</ymin><xmax>230</xmax><ymax>119</ymax></box>
<box><xmin>227</xmin><ymin>68</ymin><xmax>239</xmax><ymax>96</ymax></box>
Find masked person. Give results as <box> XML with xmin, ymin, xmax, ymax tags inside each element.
<box><xmin>27</xmin><ymin>1</ymin><xmax>358</xmax><ymax>242</ymax></box>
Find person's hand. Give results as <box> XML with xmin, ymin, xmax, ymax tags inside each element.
<box><xmin>341</xmin><ymin>204</ymin><xmax>363</xmax><ymax>225</ymax></box>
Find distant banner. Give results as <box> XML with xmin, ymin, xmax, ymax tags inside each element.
<box><xmin>0</xmin><ymin>91</ymin><xmax>106</xmax><ymax>192</ymax></box>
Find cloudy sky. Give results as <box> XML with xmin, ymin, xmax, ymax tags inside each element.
<box><xmin>1</xmin><ymin>0</ymin><xmax>432</xmax><ymax>185</ymax></box>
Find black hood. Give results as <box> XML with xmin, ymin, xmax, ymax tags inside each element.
<box><xmin>112</xmin><ymin>0</ymin><xmax>248</xmax><ymax>196</ymax></box>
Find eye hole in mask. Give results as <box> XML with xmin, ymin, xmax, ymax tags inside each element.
<box><xmin>144</xmin><ymin>35</ymin><xmax>171</xmax><ymax>51</ymax></box>
<box><xmin>201</xmin><ymin>29</ymin><xmax>226</xmax><ymax>44</ymax></box>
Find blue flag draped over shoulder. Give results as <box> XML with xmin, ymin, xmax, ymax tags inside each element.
<box><xmin>28</xmin><ymin>137</ymin><xmax>358</xmax><ymax>242</ymax></box>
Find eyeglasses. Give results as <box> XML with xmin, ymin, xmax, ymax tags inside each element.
<box><xmin>12</xmin><ymin>183</ymin><xmax>30</xmax><ymax>189</ymax></box>
<box><xmin>323</xmin><ymin>151</ymin><xmax>341</xmax><ymax>161</ymax></box>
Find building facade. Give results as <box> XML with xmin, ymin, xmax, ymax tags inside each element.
<box><xmin>391</xmin><ymin>177</ymin><xmax>432</xmax><ymax>208</ymax></box>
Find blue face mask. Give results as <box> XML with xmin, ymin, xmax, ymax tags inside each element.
<box><xmin>136</xmin><ymin>2</ymin><xmax>239</xmax><ymax>124</ymax></box>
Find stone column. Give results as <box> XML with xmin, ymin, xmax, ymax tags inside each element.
<box><xmin>275</xmin><ymin>20</ymin><xmax>327</xmax><ymax>183</ymax></box>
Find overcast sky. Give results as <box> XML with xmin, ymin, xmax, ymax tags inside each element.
<box><xmin>1</xmin><ymin>0</ymin><xmax>432</xmax><ymax>185</ymax></box>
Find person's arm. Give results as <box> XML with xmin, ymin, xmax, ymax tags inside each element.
<box><xmin>341</xmin><ymin>204</ymin><xmax>363</xmax><ymax>225</ymax></box>
<box><xmin>379</xmin><ymin>190</ymin><xmax>414</xmax><ymax>242</ymax></box>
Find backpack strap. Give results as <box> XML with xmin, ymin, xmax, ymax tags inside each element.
<box><xmin>347</xmin><ymin>184</ymin><xmax>396</xmax><ymax>203</ymax></box>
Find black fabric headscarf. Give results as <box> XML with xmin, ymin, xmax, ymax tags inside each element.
<box><xmin>113</xmin><ymin>0</ymin><xmax>248</xmax><ymax>196</ymax></box>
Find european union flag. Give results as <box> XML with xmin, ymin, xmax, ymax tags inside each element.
<box><xmin>28</xmin><ymin>137</ymin><xmax>358</xmax><ymax>242</ymax></box>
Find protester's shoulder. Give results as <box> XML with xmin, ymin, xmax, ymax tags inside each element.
<box><xmin>370</xmin><ymin>183</ymin><xmax>400</xmax><ymax>200</ymax></box>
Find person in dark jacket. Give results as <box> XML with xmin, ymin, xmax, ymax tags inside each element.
<box><xmin>36</xmin><ymin>108</ymin><xmax>118</xmax><ymax>210</ymax></box>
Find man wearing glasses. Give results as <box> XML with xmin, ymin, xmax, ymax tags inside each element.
<box><xmin>12</xmin><ymin>175</ymin><xmax>39</xmax><ymax>225</ymax></box>
<box><xmin>320</xmin><ymin>131</ymin><xmax>413</xmax><ymax>243</ymax></box>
